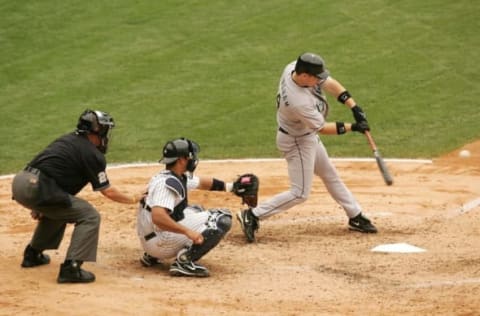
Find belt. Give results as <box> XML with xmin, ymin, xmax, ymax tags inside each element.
<box><xmin>140</xmin><ymin>198</ymin><xmax>152</xmax><ymax>212</ymax></box>
<box><xmin>144</xmin><ymin>232</ymin><xmax>156</xmax><ymax>241</ymax></box>
<box><xmin>278</xmin><ymin>127</ymin><xmax>311</xmax><ymax>137</ymax></box>
<box><xmin>24</xmin><ymin>166</ymin><xmax>40</xmax><ymax>176</ymax></box>
<box><xmin>278</xmin><ymin>127</ymin><xmax>289</xmax><ymax>134</ymax></box>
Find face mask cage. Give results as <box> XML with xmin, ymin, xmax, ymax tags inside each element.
<box><xmin>92</xmin><ymin>111</ymin><xmax>115</xmax><ymax>154</ymax></box>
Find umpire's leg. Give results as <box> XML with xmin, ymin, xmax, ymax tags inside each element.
<box><xmin>29</xmin><ymin>218</ymin><xmax>67</xmax><ymax>252</ymax></box>
<box><xmin>37</xmin><ymin>196</ymin><xmax>101</xmax><ymax>262</ymax></box>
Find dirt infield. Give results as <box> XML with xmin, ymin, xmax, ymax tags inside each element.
<box><xmin>1</xmin><ymin>142</ymin><xmax>479</xmax><ymax>316</ymax></box>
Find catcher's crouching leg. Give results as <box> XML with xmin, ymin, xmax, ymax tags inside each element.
<box><xmin>189</xmin><ymin>209</ymin><xmax>232</xmax><ymax>262</ymax></box>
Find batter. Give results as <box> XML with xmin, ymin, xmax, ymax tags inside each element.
<box><xmin>237</xmin><ymin>52</ymin><xmax>377</xmax><ymax>242</ymax></box>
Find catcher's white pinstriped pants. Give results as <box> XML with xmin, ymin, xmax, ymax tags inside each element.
<box><xmin>138</xmin><ymin>207</ymin><xmax>210</xmax><ymax>260</ymax></box>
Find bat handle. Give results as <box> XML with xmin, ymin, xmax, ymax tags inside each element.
<box><xmin>364</xmin><ymin>130</ymin><xmax>377</xmax><ymax>151</ymax></box>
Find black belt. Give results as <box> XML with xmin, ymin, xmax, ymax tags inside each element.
<box><xmin>140</xmin><ymin>198</ymin><xmax>152</xmax><ymax>212</ymax></box>
<box><xmin>24</xmin><ymin>166</ymin><xmax>40</xmax><ymax>176</ymax></box>
<box><xmin>278</xmin><ymin>127</ymin><xmax>311</xmax><ymax>137</ymax></box>
<box><xmin>144</xmin><ymin>232</ymin><xmax>156</xmax><ymax>241</ymax></box>
<box><xmin>278</xmin><ymin>127</ymin><xmax>289</xmax><ymax>134</ymax></box>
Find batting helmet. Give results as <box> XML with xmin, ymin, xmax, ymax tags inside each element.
<box><xmin>76</xmin><ymin>109</ymin><xmax>115</xmax><ymax>153</ymax></box>
<box><xmin>295</xmin><ymin>52</ymin><xmax>330</xmax><ymax>80</ymax></box>
<box><xmin>159</xmin><ymin>138</ymin><xmax>200</xmax><ymax>172</ymax></box>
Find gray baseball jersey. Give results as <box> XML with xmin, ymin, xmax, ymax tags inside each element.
<box><xmin>251</xmin><ymin>61</ymin><xmax>362</xmax><ymax>219</ymax></box>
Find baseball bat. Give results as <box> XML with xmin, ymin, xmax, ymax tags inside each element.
<box><xmin>364</xmin><ymin>131</ymin><xmax>394</xmax><ymax>186</ymax></box>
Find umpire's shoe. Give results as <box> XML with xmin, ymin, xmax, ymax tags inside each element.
<box><xmin>348</xmin><ymin>213</ymin><xmax>378</xmax><ymax>233</ymax></box>
<box><xmin>236</xmin><ymin>208</ymin><xmax>259</xmax><ymax>242</ymax></box>
<box><xmin>169</xmin><ymin>249</ymin><xmax>210</xmax><ymax>277</ymax></box>
<box><xmin>57</xmin><ymin>260</ymin><xmax>96</xmax><ymax>283</ymax></box>
<box><xmin>21</xmin><ymin>244</ymin><xmax>50</xmax><ymax>268</ymax></box>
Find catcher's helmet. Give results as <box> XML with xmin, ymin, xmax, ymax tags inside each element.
<box><xmin>76</xmin><ymin>109</ymin><xmax>115</xmax><ymax>153</ymax></box>
<box><xmin>295</xmin><ymin>52</ymin><xmax>329</xmax><ymax>80</ymax></box>
<box><xmin>159</xmin><ymin>138</ymin><xmax>200</xmax><ymax>172</ymax></box>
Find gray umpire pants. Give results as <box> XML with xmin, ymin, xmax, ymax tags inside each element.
<box><xmin>12</xmin><ymin>170</ymin><xmax>101</xmax><ymax>262</ymax></box>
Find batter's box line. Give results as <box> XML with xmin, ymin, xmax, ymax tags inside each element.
<box><xmin>406</xmin><ymin>277</ymin><xmax>480</xmax><ymax>288</ymax></box>
<box><xmin>446</xmin><ymin>197</ymin><xmax>480</xmax><ymax>218</ymax></box>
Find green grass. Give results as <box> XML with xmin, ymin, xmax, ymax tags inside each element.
<box><xmin>1</xmin><ymin>0</ymin><xmax>479</xmax><ymax>174</ymax></box>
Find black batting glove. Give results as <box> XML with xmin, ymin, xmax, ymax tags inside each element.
<box><xmin>351</xmin><ymin>121</ymin><xmax>370</xmax><ymax>134</ymax></box>
<box><xmin>351</xmin><ymin>105</ymin><xmax>368</xmax><ymax>123</ymax></box>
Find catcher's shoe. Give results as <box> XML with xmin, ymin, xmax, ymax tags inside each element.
<box><xmin>140</xmin><ymin>252</ymin><xmax>161</xmax><ymax>267</ymax></box>
<box><xmin>57</xmin><ymin>260</ymin><xmax>95</xmax><ymax>284</ymax></box>
<box><xmin>169</xmin><ymin>248</ymin><xmax>210</xmax><ymax>277</ymax></box>
<box><xmin>21</xmin><ymin>244</ymin><xmax>50</xmax><ymax>268</ymax></box>
<box><xmin>236</xmin><ymin>208</ymin><xmax>259</xmax><ymax>243</ymax></box>
<box><xmin>348</xmin><ymin>213</ymin><xmax>377</xmax><ymax>233</ymax></box>
<box><xmin>169</xmin><ymin>260</ymin><xmax>210</xmax><ymax>277</ymax></box>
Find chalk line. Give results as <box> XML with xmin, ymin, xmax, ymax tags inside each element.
<box><xmin>446</xmin><ymin>197</ymin><xmax>480</xmax><ymax>218</ymax></box>
<box><xmin>0</xmin><ymin>157</ymin><xmax>433</xmax><ymax>180</ymax></box>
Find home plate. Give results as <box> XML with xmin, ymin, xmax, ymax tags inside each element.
<box><xmin>371</xmin><ymin>243</ymin><xmax>426</xmax><ymax>253</ymax></box>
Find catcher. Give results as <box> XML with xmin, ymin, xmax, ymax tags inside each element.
<box><xmin>136</xmin><ymin>137</ymin><xmax>259</xmax><ymax>277</ymax></box>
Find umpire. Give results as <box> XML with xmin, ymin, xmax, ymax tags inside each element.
<box><xmin>11</xmin><ymin>109</ymin><xmax>143</xmax><ymax>283</ymax></box>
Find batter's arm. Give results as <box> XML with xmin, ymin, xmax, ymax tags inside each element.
<box><xmin>322</xmin><ymin>77</ymin><xmax>368</xmax><ymax>125</ymax></box>
<box><xmin>321</xmin><ymin>77</ymin><xmax>357</xmax><ymax>109</ymax></box>
<box><xmin>151</xmin><ymin>206</ymin><xmax>204</xmax><ymax>244</ymax></box>
<box><xmin>319</xmin><ymin>122</ymin><xmax>355</xmax><ymax>135</ymax></box>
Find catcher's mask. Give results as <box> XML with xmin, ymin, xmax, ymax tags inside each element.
<box><xmin>295</xmin><ymin>52</ymin><xmax>330</xmax><ymax>80</ymax></box>
<box><xmin>76</xmin><ymin>109</ymin><xmax>115</xmax><ymax>154</ymax></box>
<box><xmin>159</xmin><ymin>138</ymin><xmax>200</xmax><ymax>173</ymax></box>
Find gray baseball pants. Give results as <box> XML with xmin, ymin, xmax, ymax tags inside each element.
<box><xmin>12</xmin><ymin>170</ymin><xmax>100</xmax><ymax>262</ymax></box>
<box><xmin>252</xmin><ymin>131</ymin><xmax>362</xmax><ymax>219</ymax></box>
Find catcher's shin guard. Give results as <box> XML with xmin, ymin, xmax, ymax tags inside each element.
<box><xmin>189</xmin><ymin>209</ymin><xmax>232</xmax><ymax>261</ymax></box>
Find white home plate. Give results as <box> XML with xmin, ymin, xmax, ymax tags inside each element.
<box><xmin>371</xmin><ymin>243</ymin><xmax>426</xmax><ymax>253</ymax></box>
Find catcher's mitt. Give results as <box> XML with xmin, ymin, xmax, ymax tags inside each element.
<box><xmin>232</xmin><ymin>173</ymin><xmax>259</xmax><ymax>207</ymax></box>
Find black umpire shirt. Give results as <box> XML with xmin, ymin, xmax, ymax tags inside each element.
<box><xmin>28</xmin><ymin>132</ymin><xmax>110</xmax><ymax>195</ymax></box>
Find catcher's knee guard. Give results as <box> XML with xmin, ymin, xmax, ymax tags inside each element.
<box><xmin>213</xmin><ymin>209</ymin><xmax>232</xmax><ymax>233</ymax></box>
<box><xmin>189</xmin><ymin>209</ymin><xmax>232</xmax><ymax>262</ymax></box>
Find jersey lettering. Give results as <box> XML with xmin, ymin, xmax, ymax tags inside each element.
<box><xmin>278</xmin><ymin>77</ymin><xmax>289</xmax><ymax>108</ymax></box>
<box><xmin>98</xmin><ymin>171</ymin><xmax>108</xmax><ymax>184</ymax></box>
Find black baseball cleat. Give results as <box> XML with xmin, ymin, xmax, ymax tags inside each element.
<box><xmin>348</xmin><ymin>213</ymin><xmax>378</xmax><ymax>233</ymax></box>
<box><xmin>169</xmin><ymin>249</ymin><xmax>209</xmax><ymax>277</ymax></box>
<box><xmin>57</xmin><ymin>260</ymin><xmax>95</xmax><ymax>283</ymax></box>
<box><xmin>236</xmin><ymin>208</ymin><xmax>259</xmax><ymax>243</ymax></box>
<box><xmin>169</xmin><ymin>260</ymin><xmax>210</xmax><ymax>277</ymax></box>
<box><xmin>140</xmin><ymin>252</ymin><xmax>162</xmax><ymax>267</ymax></box>
<box><xmin>21</xmin><ymin>244</ymin><xmax>50</xmax><ymax>268</ymax></box>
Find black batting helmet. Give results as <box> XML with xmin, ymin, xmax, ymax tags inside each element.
<box><xmin>295</xmin><ymin>52</ymin><xmax>330</xmax><ymax>80</ymax></box>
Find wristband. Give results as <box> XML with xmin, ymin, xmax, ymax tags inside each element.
<box><xmin>337</xmin><ymin>91</ymin><xmax>351</xmax><ymax>104</ymax></box>
<box><xmin>210</xmin><ymin>178</ymin><xmax>226</xmax><ymax>191</ymax></box>
<box><xmin>336</xmin><ymin>122</ymin><xmax>347</xmax><ymax>135</ymax></box>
